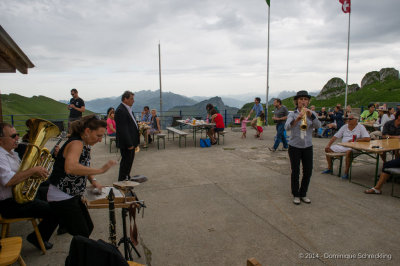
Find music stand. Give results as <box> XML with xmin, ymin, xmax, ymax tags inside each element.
<box><xmin>113</xmin><ymin>180</ymin><xmax>145</xmax><ymax>261</ymax></box>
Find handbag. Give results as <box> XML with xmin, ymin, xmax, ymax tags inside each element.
<box><xmin>200</xmin><ymin>138</ymin><xmax>211</xmax><ymax>148</ymax></box>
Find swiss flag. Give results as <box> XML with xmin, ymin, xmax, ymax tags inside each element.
<box><xmin>339</xmin><ymin>0</ymin><xmax>351</xmax><ymax>13</ymax></box>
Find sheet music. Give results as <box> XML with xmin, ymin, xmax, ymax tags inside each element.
<box><xmin>84</xmin><ymin>186</ymin><xmax>124</xmax><ymax>202</ymax></box>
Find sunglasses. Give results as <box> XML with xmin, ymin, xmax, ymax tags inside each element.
<box><xmin>1</xmin><ymin>133</ymin><xmax>20</xmax><ymax>139</ymax></box>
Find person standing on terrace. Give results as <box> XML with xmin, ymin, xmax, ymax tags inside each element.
<box><xmin>269</xmin><ymin>98</ymin><xmax>288</xmax><ymax>151</ymax></box>
<box><xmin>115</xmin><ymin>91</ymin><xmax>140</xmax><ymax>181</ymax></box>
<box><xmin>68</xmin><ymin>88</ymin><xmax>85</xmax><ymax>131</ymax></box>
<box><xmin>285</xmin><ymin>91</ymin><xmax>321</xmax><ymax>205</ymax></box>
<box><xmin>247</xmin><ymin>97</ymin><xmax>263</xmax><ymax>132</ymax></box>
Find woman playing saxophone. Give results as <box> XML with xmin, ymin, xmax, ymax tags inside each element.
<box><xmin>285</xmin><ymin>91</ymin><xmax>321</xmax><ymax>205</ymax></box>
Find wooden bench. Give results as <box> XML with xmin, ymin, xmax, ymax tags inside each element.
<box><xmin>217</xmin><ymin>131</ymin><xmax>226</xmax><ymax>145</ymax></box>
<box><xmin>325</xmin><ymin>152</ymin><xmax>346</xmax><ymax>177</ymax></box>
<box><xmin>0</xmin><ymin>237</ymin><xmax>26</xmax><ymax>266</ymax></box>
<box><xmin>0</xmin><ymin>215</ymin><xmax>46</xmax><ymax>254</ymax></box>
<box><xmin>166</xmin><ymin>127</ymin><xmax>188</xmax><ymax>147</ymax></box>
<box><xmin>247</xmin><ymin>258</ymin><xmax>262</xmax><ymax>266</ymax></box>
<box><xmin>154</xmin><ymin>133</ymin><xmax>166</xmax><ymax>150</ymax></box>
<box><xmin>109</xmin><ymin>137</ymin><xmax>117</xmax><ymax>153</ymax></box>
<box><xmin>385</xmin><ymin>168</ymin><xmax>400</xmax><ymax>198</ymax></box>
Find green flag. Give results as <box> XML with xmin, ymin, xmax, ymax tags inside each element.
<box><xmin>266</xmin><ymin>0</ymin><xmax>270</xmax><ymax>6</ymax></box>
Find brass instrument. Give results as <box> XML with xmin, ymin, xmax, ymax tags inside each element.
<box><xmin>300</xmin><ymin>107</ymin><xmax>308</xmax><ymax>131</ymax></box>
<box><xmin>13</xmin><ymin>118</ymin><xmax>60</xmax><ymax>203</ymax></box>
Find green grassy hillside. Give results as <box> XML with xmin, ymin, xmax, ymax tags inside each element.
<box><xmin>1</xmin><ymin>93</ymin><xmax>93</xmax><ymax>132</ymax></box>
<box><xmin>238</xmin><ymin>79</ymin><xmax>400</xmax><ymax>124</ymax></box>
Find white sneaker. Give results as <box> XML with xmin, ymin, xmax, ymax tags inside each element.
<box><xmin>293</xmin><ymin>197</ymin><xmax>300</xmax><ymax>205</ymax></box>
<box><xmin>301</xmin><ymin>197</ymin><xmax>311</xmax><ymax>204</ymax></box>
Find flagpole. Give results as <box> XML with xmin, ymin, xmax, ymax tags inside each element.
<box><xmin>344</xmin><ymin>11</ymin><xmax>351</xmax><ymax>108</ymax></box>
<box><xmin>158</xmin><ymin>42</ymin><xmax>163</xmax><ymax>126</ymax></box>
<box><xmin>266</xmin><ymin>3</ymin><xmax>270</xmax><ymax>125</ymax></box>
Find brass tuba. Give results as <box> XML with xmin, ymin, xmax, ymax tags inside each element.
<box><xmin>13</xmin><ymin>118</ymin><xmax>60</xmax><ymax>204</ymax></box>
<box><xmin>300</xmin><ymin>107</ymin><xmax>308</xmax><ymax>131</ymax></box>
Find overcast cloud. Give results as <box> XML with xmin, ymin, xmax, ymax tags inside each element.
<box><xmin>1</xmin><ymin>0</ymin><xmax>399</xmax><ymax>101</ymax></box>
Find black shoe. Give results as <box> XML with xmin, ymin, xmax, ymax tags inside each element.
<box><xmin>27</xmin><ymin>233</ymin><xmax>53</xmax><ymax>250</ymax></box>
<box><xmin>57</xmin><ymin>225</ymin><xmax>68</xmax><ymax>235</ymax></box>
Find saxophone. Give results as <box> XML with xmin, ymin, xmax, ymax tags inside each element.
<box><xmin>300</xmin><ymin>106</ymin><xmax>308</xmax><ymax>131</ymax></box>
<box><xmin>13</xmin><ymin>118</ymin><xmax>60</xmax><ymax>203</ymax></box>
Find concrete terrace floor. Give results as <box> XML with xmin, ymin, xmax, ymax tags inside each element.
<box><xmin>8</xmin><ymin>126</ymin><xmax>400</xmax><ymax>266</ymax></box>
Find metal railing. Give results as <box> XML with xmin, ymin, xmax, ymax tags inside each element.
<box><xmin>4</xmin><ymin>109</ymin><xmax>241</xmax><ymax>133</ymax></box>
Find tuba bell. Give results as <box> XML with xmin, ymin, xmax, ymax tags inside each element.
<box><xmin>13</xmin><ymin>118</ymin><xmax>60</xmax><ymax>204</ymax></box>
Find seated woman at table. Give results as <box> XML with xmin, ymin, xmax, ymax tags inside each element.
<box><xmin>370</xmin><ymin>107</ymin><xmax>391</xmax><ymax>140</ymax></box>
<box><xmin>47</xmin><ymin>115</ymin><xmax>117</xmax><ymax>237</ymax></box>
<box><xmin>149</xmin><ymin>109</ymin><xmax>161</xmax><ymax>135</ymax></box>
<box><xmin>106</xmin><ymin>107</ymin><xmax>116</xmax><ymax>136</ymax></box>
<box><xmin>207</xmin><ymin>108</ymin><xmax>224</xmax><ymax>145</ymax></box>
<box><xmin>365</xmin><ymin>158</ymin><xmax>400</xmax><ymax>194</ymax></box>
<box><xmin>205</xmin><ymin>104</ymin><xmax>219</xmax><ymax>123</ymax></box>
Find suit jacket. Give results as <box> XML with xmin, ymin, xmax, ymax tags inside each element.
<box><xmin>115</xmin><ymin>103</ymin><xmax>140</xmax><ymax>149</ymax></box>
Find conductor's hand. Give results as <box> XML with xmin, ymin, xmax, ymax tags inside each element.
<box><xmin>32</xmin><ymin>166</ymin><xmax>48</xmax><ymax>179</ymax></box>
<box><xmin>101</xmin><ymin>160</ymin><xmax>118</xmax><ymax>173</ymax></box>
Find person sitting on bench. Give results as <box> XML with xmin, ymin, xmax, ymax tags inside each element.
<box><xmin>322</xmin><ymin>113</ymin><xmax>370</xmax><ymax>179</ymax></box>
<box><xmin>207</xmin><ymin>108</ymin><xmax>224</xmax><ymax>145</ymax></box>
<box><xmin>365</xmin><ymin>158</ymin><xmax>400</xmax><ymax>194</ymax></box>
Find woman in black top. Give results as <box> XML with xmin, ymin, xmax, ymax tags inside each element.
<box><xmin>47</xmin><ymin>115</ymin><xmax>117</xmax><ymax>237</ymax></box>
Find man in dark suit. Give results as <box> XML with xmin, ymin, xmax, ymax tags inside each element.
<box><xmin>115</xmin><ymin>91</ymin><xmax>140</xmax><ymax>181</ymax></box>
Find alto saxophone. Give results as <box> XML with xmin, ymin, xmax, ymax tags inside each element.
<box><xmin>13</xmin><ymin>118</ymin><xmax>60</xmax><ymax>203</ymax></box>
<box><xmin>300</xmin><ymin>107</ymin><xmax>308</xmax><ymax>131</ymax></box>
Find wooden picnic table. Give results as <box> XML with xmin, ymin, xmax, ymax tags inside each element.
<box><xmin>176</xmin><ymin>120</ymin><xmax>215</xmax><ymax>147</ymax></box>
<box><xmin>339</xmin><ymin>139</ymin><xmax>400</xmax><ymax>186</ymax></box>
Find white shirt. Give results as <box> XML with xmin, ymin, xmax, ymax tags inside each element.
<box><xmin>0</xmin><ymin>146</ymin><xmax>21</xmax><ymax>200</ymax></box>
<box><xmin>334</xmin><ymin>123</ymin><xmax>370</xmax><ymax>142</ymax></box>
<box><xmin>122</xmin><ymin>102</ymin><xmax>138</xmax><ymax>129</ymax></box>
<box><xmin>374</xmin><ymin>114</ymin><xmax>391</xmax><ymax>131</ymax></box>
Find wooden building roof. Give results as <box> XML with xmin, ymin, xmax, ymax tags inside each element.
<box><xmin>0</xmin><ymin>25</ymin><xmax>34</xmax><ymax>74</ymax></box>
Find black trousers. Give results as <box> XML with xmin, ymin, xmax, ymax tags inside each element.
<box><xmin>49</xmin><ymin>196</ymin><xmax>93</xmax><ymax>238</ymax></box>
<box><xmin>288</xmin><ymin>145</ymin><xmax>313</xmax><ymax>197</ymax></box>
<box><xmin>118</xmin><ymin>147</ymin><xmax>136</xmax><ymax>181</ymax></box>
<box><xmin>0</xmin><ymin>198</ymin><xmax>58</xmax><ymax>241</ymax></box>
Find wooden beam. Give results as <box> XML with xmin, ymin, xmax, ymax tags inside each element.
<box><xmin>247</xmin><ymin>258</ymin><xmax>262</xmax><ymax>266</ymax></box>
<box><xmin>0</xmin><ymin>41</ymin><xmax>28</xmax><ymax>74</ymax></box>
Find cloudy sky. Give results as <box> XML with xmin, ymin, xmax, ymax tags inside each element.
<box><xmin>1</xmin><ymin>0</ymin><xmax>399</xmax><ymax>101</ymax></box>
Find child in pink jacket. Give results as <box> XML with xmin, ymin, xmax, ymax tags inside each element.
<box><xmin>240</xmin><ymin>116</ymin><xmax>249</xmax><ymax>139</ymax></box>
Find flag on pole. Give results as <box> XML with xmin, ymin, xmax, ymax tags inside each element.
<box><xmin>339</xmin><ymin>0</ymin><xmax>351</xmax><ymax>13</ymax></box>
<box><xmin>266</xmin><ymin>0</ymin><xmax>270</xmax><ymax>7</ymax></box>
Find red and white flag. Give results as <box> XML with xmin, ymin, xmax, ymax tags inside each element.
<box><xmin>339</xmin><ymin>0</ymin><xmax>351</xmax><ymax>13</ymax></box>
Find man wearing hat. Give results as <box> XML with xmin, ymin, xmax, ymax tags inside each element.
<box><xmin>322</xmin><ymin>113</ymin><xmax>370</xmax><ymax>179</ymax></box>
<box><xmin>285</xmin><ymin>90</ymin><xmax>321</xmax><ymax>205</ymax></box>
<box><xmin>360</xmin><ymin>103</ymin><xmax>378</xmax><ymax>122</ymax></box>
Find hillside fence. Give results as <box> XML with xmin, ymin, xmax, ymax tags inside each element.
<box><xmin>3</xmin><ymin>109</ymin><xmax>239</xmax><ymax>134</ymax></box>
<box><xmin>3</xmin><ymin>105</ymin><xmax>377</xmax><ymax>135</ymax></box>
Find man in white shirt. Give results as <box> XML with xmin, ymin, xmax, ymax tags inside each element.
<box><xmin>0</xmin><ymin>123</ymin><xmax>58</xmax><ymax>250</ymax></box>
<box><xmin>322</xmin><ymin>114</ymin><xmax>371</xmax><ymax>179</ymax></box>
